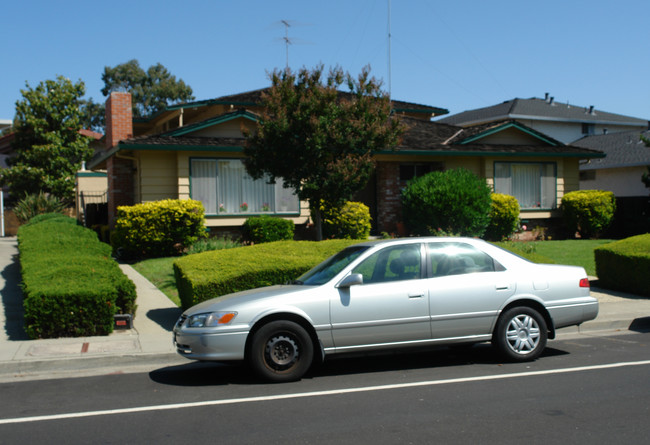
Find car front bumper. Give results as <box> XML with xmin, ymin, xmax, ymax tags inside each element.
<box><xmin>173</xmin><ymin>328</ymin><xmax>249</xmax><ymax>361</ymax></box>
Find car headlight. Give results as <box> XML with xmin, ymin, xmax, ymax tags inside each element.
<box><xmin>186</xmin><ymin>312</ymin><xmax>237</xmax><ymax>328</ymax></box>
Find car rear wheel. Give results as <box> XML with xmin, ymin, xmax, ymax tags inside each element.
<box><xmin>493</xmin><ymin>307</ymin><xmax>547</xmax><ymax>362</ymax></box>
<box><xmin>249</xmin><ymin>320</ymin><xmax>314</xmax><ymax>383</ymax></box>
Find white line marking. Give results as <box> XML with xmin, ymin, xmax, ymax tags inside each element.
<box><xmin>2</xmin><ymin>360</ymin><xmax>649</xmax><ymax>425</ymax></box>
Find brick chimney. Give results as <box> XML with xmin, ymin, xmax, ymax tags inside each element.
<box><xmin>105</xmin><ymin>92</ymin><xmax>135</xmax><ymax>226</ymax></box>
<box><xmin>105</xmin><ymin>92</ymin><xmax>133</xmax><ymax>149</ymax></box>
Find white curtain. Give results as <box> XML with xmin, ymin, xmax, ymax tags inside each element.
<box><xmin>494</xmin><ymin>162</ymin><xmax>556</xmax><ymax>210</ymax></box>
<box><xmin>191</xmin><ymin>159</ymin><xmax>217</xmax><ymax>214</ymax></box>
<box><xmin>192</xmin><ymin>158</ymin><xmax>299</xmax><ymax>215</ymax></box>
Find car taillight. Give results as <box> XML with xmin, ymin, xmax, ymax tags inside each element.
<box><xmin>579</xmin><ymin>278</ymin><xmax>590</xmax><ymax>288</ymax></box>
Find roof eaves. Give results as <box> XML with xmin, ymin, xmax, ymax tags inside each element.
<box><xmin>376</xmin><ymin>148</ymin><xmax>604</xmax><ymax>159</ymax></box>
<box><xmin>164</xmin><ymin>110</ymin><xmax>259</xmax><ymax>136</ymax></box>
<box><xmin>458</xmin><ymin>121</ymin><xmax>562</xmax><ymax>146</ymax></box>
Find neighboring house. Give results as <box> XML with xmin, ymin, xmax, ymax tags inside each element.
<box><xmin>437</xmin><ymin>94</ymin><xmax>649</xmax><ymax>144</ymax></box>
<box><xmin>87</xmin><ymin>91</ymin><xmax>603</xmax><ymax>236</ymax></box>
<box><xmin>573</xmin><ymin>130</ymin><xmax>650</xmax><ymax>197</ymax></box>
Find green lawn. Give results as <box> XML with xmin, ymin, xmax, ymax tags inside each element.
<box><xmin>524</xmin><ymin>239</ymin><xmax>614</xmax><ymax>276</ymax></box>
<box><xmin>133</xmin><ymin>239</ymin><xmax>615</xmax><ymax>307</ymax></box>
<box><xmin>132</xmin><ymin>257</ymin><xmax>180</xmax><ymax>306</ymax></box>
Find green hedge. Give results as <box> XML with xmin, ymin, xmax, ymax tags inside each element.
<box><xmin>401</xmin><ymin>168</ymin><xmax>492</xmax><ymax>237</ymax></box>
<box><xmin>242</xmin><ymin>215</ymin><xmax>295</xmax><ymax>243</ymax></box>
<box><xmin>562</xmin><ymin>190</ymin><xmax>616</xmax><ymax>239</ymax></box>
<box><xmin>174</xmin><ymin>239</ymin><xmax>361</xmax><ymax>309</ymax></box>
<box><xmin>323</xmin><ymin>201</ymin><xmax>372</xmax><ymax>240</ymax></box>
<box><xmin>594</xmin><ymin>234</ymin><xmax>650</xmax><ymax>297</ymax></box>
<box><xmin>111</xmin><ymin>199</ymin><xmax>207</xmax><ymax>259</ymax></box>
<box><xmin>18</xmin><ymin>215</ymin><xmax>136</xmax><ymax>338</ymax></box>
<box><xmin>484</xmin><ymin>194</ymin><xmax>520</xmax><ymax>241</ymax></box>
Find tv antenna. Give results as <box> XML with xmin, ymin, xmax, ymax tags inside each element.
<box><xmin>281</xmin><ymin>20</ymin><xmax>292</xmax><ymax>69</ymax></box>
<box><xmin>274</xmin><ymin>20</ymin><xmax>311</xmax><ymax>70</ymax></box>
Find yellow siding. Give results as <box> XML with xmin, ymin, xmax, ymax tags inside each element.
<box><xmin>138</xmin><ymin>151</ymin><xmax>178</xmax><ymax>202</ymax></box>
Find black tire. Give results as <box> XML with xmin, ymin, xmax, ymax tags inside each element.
<box><xmin>493</xmin><ymin>306</ymin><xmax>548</xmax><ymax>362</ymax></box>
<box><xmin>249</xmin><ymin>320</ymin><xmax>314</xmax><ymax>383</ymax></box>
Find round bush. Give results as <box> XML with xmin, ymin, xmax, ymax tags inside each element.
<box><xmin>242</xmin><ymin>215</ymin><xmax>295</xmax><ymax>243</ymax></box>
<box><xmin>484</xmin><ymin>194</ymin><xmax>520</xmax><ymax>241</ymax></box>
<box><xmin>561</xmin><ymin>190</ymin><xmax>616</xmax><ymax>239</ymax></box>
<box><xmin>323</xmin><ymin>201</ymin><xmax>371</xmax><ymax>239</ymax></box>
<box><xmin>401</xmin><ymin>168</ymin><xmax>492</xmax><ymax>237</ymax></box>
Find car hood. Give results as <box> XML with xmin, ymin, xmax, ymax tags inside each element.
<box><xmin>183</xmin><ymin>284</ymin><xmax>313</xmax><ymax>315</ymax></box>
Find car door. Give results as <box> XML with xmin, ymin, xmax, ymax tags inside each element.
<box><xmin>330</xmin><ymin>243</ymin><xmax>431</xmax><ymax>349</ymax></box>
<box><xmin>426</xmin><ymin>242</ymin><xmax>516</xmax><ymax>340</ymax></box>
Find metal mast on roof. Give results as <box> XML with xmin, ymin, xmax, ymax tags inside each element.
<box><xmin>388</xmin><ymin>0</ymin><xmax>392</xmax><ymax>101</ymax></box>
<box><xmin>281</xmin><ymin>20</ymin><xmax>291</xmax><ymax>70</ymax></box>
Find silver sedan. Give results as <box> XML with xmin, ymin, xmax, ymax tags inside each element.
<box><xmin>173</xmin><ymin>237</ymin><xmax>598</xmax><ymax>382</ymax></box>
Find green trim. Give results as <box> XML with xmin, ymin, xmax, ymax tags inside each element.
<box><xmin>458</xmin><ymin>122</ymin><xmax>561</xmax><ymax>146</ymax></box>
<box><xmin>119</xmin><ymin>143</ymin><xmax>244</xmax><ymax>152</ymax></box>
<box><xmin>165</xmin><ymin>110</ymin><xmax>259</xmax><ymax>136</ymax></box>
<box><xmin>76</xmin><ymin>171</ymin><xmax>107</xmax><ymax>178</ymax></box>
<box><xmin>375</xmin><ymin>149</ymin><xmax>605</xmax><ymax>159</ymax></box>
<box><xmin>133</xmin><ymin>99</ymin><xmax>259</xmax><ymax>123</ymax></box>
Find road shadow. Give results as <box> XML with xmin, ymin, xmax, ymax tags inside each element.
<box><xmin>146</xmin><ymin>307</ymin><xmax>183</xmax><ymax>331</ymax></box>
<box><xmin>150</xmin><ymin>361</ymin><xmax>256</xmax><ymax>386</ymax></box>
<box><xmin>1</xmin><ymin>252</ymin><xmax>29</xmax><ymax>340</ymax></box>
<box><xmin>629</xmin><ymin>316</ymin><xmax>650</xmax><ymax>333</ymax></box>
<box><xmin>149</xmin><ymin>343</ymin><xmax>569</xmax><ymax>386</ymax></box>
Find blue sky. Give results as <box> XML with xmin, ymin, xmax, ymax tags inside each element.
<box><xmin>2</xmin><ymin>0</ymin><xmax>649</xmax><ymax>124</ymax></box>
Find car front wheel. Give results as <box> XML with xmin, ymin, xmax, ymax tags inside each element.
<box><xmin>493</xmin><ymin>307</ymin><xmax>547</xmax><ymax>362</ymax></box>
<box><xmin>249</xmin><ymin>320</ymin><xmax>314</xmax><ymax>383</ymax></box>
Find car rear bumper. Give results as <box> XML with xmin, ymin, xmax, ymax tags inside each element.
<box><xmin>548</xmin><ymin>297</ymin><xmax>599</xmax><ymax>330</ymax></box>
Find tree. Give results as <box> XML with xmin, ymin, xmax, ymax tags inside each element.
<box><xmin>244</xmin><ymin>65</ymin><xmax>404</xmax><ymax>240</ymax></box>
<box><xmin>1</xmin><ymin>76</ymin><xmax>93</xmax><ymax>203</ymax></box>
<box><xmin>81</xmin><ymin>60</ymin><xmax>195</xmax><ymax>132</ymax></box>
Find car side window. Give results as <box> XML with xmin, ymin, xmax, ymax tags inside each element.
<box><xmin>428</xmin><ymin>243</ymin><xmax>496</xmax><ymax>277</ymax></box>
<box><xmin>352</xmin><ymin>245</ymin><xmax>422</xmax><ymax>284</ymax></box>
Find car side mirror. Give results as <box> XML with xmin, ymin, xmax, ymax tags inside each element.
<box><xmin>338</xmin><ymin>273</ymin><xmax>363</xmax><ymax>288</ymax></box>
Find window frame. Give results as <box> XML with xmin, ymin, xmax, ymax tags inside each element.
<box><xmin>493</xmin><ymin>161</ymin><xmax>557</xmax><ymax>210</ymax></box>
<box><xmin>189</xmin><ymin>157</ymin><xmax>300</xmax><ymax>217</ymax></box>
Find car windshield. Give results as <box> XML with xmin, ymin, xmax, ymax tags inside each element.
<box><xmin>296</xmin><ymin>245</ymin><xmax>370</xmax><ymax>286</ymax></box>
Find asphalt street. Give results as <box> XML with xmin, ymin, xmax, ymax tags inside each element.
<box><xmin>0</xmin><ymin>332</ymin><xmax>648</xmax><ymax>444</ymax></box>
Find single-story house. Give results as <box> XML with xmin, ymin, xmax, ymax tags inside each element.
<box><xmin>85</xmin><ymin>90</ymin><xmax>604</xmax><ymax>236</ymax></box>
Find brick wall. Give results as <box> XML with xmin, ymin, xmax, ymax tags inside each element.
<box><xmin>105</xmin><ymin>92</ymin><xmax>135</xmax><ymax>226</ymax></box>
<box><xmin>376</xmin><ymin>162</ymin><xmax>402</xmax><ymax>234</ymax></box>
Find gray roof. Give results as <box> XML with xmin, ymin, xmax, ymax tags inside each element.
<box><xmin>572</xmin><ymin>130</ymin><xmax>650</xmax><ymax>170</ymax></box>
<box><xmin>438</xmin><ymin>97</ymin><xmax>649</xmax><ymax>127</ymax></box>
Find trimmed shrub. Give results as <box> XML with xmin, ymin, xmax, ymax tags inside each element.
<box><xmin>174</xmin><ymin>239</ymin><xmax>361</xmax><ymax>309</ymax></box>
<box><xmin>18</xmin><ymin>215</ymin><xmax>136</xmax><ymax>338</ymax></box>
<box><xmin>242</xmin><ymin>215</ymin><xmax>294</xmax><ymax>243</ymax></box>
<box><xmin>401</xmin><ymin>168</ymin><xmax>492</xmax><ymax>237</ymax></box>
<box><xmin>323</xmin><ymin>201</ymin><xmax>371</xmax><ymax>240</ymax></box>
<box><xmin>484</xmin><ymin>194</ymin><xmax>520</xmax><ymax>241</ymax></box>
<box><xmin>561</xmin><ymin>190</ymin><xmax>616</xmax><ymax>239</ymax></box>
<box><xmin>594</xmin><ymin>234</ymin><xmax>650</xmax><ymax>297</ymax></box>
<box><xmin>111</xmin><ymin>199</ymin><xmax>207</xmax><ymax>259</ymax></box>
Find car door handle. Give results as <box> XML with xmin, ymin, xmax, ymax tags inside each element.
<box><xmin>408</xmin><ymin>293</ymin><xmax>425</xmax><ymax>299</ymax></box>
<box><xmin>496</xmin><ymin>284</ymin><xmax>510</xmax><ymax>290</ymax></box>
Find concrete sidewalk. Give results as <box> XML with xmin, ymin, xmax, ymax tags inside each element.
<box><xmin>0</xmin><ymin>236</ymin><xmax>649</xmax><ymax>382</ymax></box>
<box><xmin>0</xmin><ymin>237</ymin><xmax>186</xmax><ymax>381</ymax></box>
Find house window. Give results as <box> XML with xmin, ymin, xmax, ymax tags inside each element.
<box><xmin>190</xmin><ymin>158</ymin><xmax>299</xmax><ymax>215</ymax></box>
<box><xmin>582</xmin><ymin>123</ymin><xmax>595</xmax><ymax>135</ymax></box>
<box><xmin>494</xmin><ymin>162</ymin><xmax>557</xmax><ymax>210</ymax></box>
<box><xmin>399</xmin><ymin>163</ymin><xmax>443</xmax><ymax>182</ymax></box>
